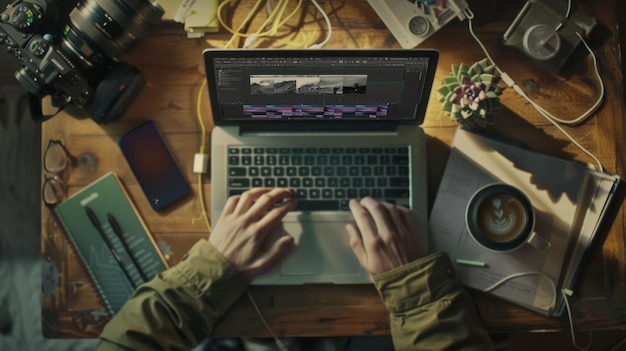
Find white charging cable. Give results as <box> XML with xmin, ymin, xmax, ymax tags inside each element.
<box><xmin>462</xmin><ymin>7</ymin><xmax>605</xmax><ymax>173</ymax></box>
<box><xmin>484</xmin><ymin>271</ymin><xmax>557</xmax><ymax>312</ymax></box>
<box><xmin>561</xmin><ymin>288</ymin><xmax>592</xmax><ymax>350</ymax></box>
<box><xmin>308</xmin><ymin>0</ymin><xmax>332</xmax><ymax>48</ymax></box>
<box><xmin>462</xmin><ymin>4</ymin><xmax>608</xmax><ymax>348</ymax></box>
<box><xmin>238</xmin><ymin>0</ymin><xmax>332</xmax><ymax>49</ymax></box>
<box><xmin>484</xmin><ymin>272</ymin><xmax>592</xmax><ymax>350</ymax></box>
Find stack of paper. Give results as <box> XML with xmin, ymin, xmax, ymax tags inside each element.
<box><xmin>429</xmin><ymin>127</ymin><xmax>619</xmax><ymax>316</ymax></box>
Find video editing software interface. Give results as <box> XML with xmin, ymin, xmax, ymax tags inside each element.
<box><xmin>211</xmin><ymin>55</ymin><xmax>432</xmax><ymax>121</ymax></box>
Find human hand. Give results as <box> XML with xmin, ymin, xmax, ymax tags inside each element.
<box><xmin>346</xmin><ymin>197</ymin><xmax>421</xmax><ymax>276</ymax></box>
<box><xmin>208</xmin><ymin>188</ymin><xmax>297</xmax><ymax>279</ymax></box>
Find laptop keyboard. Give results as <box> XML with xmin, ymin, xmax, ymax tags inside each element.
<box><xmin>227</xmin><ymin>146</ymin><xmax>410</xmax><ymax>211</ymax></box>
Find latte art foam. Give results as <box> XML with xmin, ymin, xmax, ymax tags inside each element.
<box><xmin>476</xmin><ymin>194</ymin><xmax>528</xmax><ymax>243</ymax></box>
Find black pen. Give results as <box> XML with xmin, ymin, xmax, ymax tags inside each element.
<box><xmin>107</xmin><ymin>212</ymin><xmax>148</xmax><ymax>283</ymax></box>
<box><xmin>85</xmin><ymin>206</ymin><xmax>137</xmax><ymax>289</ymax></box>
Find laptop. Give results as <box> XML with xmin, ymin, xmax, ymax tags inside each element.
<box><xmin>203</xmin><ymin>49</ymin><xmax>439</xmax><ymax>284</ymax></box>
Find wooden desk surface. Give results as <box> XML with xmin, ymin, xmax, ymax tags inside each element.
<box><xmin>41</xmin><ymin>0</ymin><xmax>625</xmax><ymax>338</ymax></box>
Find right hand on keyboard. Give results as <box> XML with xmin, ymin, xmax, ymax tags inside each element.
<box><xmin>345</xmin><ymin>197</ymin><xmax>420</xmax><ymax>276</ymax></box>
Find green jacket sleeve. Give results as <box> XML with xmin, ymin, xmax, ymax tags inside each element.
<box><xmin>374</xmin><ymin>252</ymin><xmax>493</xmax><ymax>351</ymax></box>
<box><xmin>95</xmin><ymin>239</ymin><xmax>249</xmax><ymax>351</ymax></box>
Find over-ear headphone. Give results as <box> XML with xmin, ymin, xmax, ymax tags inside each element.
<box><xmin>84</xmin><ymin>62</ymin><xmax>145</xmax><ymax>124</ymax></box>
<box><xmin>26</xmin><ymin>62</ymin><xmax>145</xmax><ymax>124</ymax></box>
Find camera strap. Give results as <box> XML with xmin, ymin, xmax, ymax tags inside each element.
<box><xmin>28</xmin><ymin>93</ymin><xmax>70</xmax><ymax>123</ymax></box>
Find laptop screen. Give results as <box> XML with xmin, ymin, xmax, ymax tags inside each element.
<box><xmin>203</xmin><ymin>49</ymin><xmax>439</xmax><ymax>124</ymax></box>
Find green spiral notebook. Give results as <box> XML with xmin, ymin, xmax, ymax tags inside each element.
<box><xmin>55</xmin><ymin>172</ymin><xmax>168</xmax><ymax>315</ymax></box>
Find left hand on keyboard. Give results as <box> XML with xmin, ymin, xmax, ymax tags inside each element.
<box><xmin>208</xmin><ymin>187</ymin><xmax>297</xmax><ymax>278</ymax></box>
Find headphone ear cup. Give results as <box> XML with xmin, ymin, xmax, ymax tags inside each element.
<box><xmin>85</xmin><ymin>62</ymin><xmax>145</xmax><ymax>124</ymax></box>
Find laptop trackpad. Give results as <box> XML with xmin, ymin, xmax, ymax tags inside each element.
<box><xmin>280</xmin><ymin>221</ymin><xmax>362</xmax><ymax>276</ymax></box>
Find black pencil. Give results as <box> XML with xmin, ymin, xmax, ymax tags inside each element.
<box><xmin>107</xmin><ymin>212</ymin><xmax>148</xmax><ymax>283</ymax></box>
<box><xmin>84</xmin><ymin>206</ymin><xmax>137</xmax><ymax>289</ymax></box>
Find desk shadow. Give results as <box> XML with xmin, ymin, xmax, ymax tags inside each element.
<box><xmin>458</xmin><ymin>105</ymin><xmax>586</xmax><ymax>204</ymax></box>
<box><xmin>426</xmin><ymin>105</ymin><xmax>578</xmax><ymax>211</ymax></box>
<box><xmin>427</xmin><ymin>104</ymin><xmax>623</xmax><ymax>253</ymax></box>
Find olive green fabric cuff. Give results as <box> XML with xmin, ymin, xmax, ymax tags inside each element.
<box><xmin>372</xmin><ymin>252</ymin><xmax>458</xmax><ymax>313</ymax></box>
<box><xmin>162</xmin><ymin>239</ymin><xmax>249</xmax><ymax>315</ymax></box>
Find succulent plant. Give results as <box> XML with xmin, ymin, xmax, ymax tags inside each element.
<box><xmin>438</xmin><ymin>58</ymin><xmax>504</xmax><ymax>128</ymax></box>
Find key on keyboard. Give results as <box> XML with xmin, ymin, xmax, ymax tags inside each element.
<box><xmin>227</xmin><ymin>146</ymin><xmax>410</xmax><ymax>211</ymax></box>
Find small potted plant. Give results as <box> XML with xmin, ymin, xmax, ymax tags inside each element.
<box><xmin>438</xmin><ymin>58</ymin><xmax>505</xmax><ymax>128</ymax></box>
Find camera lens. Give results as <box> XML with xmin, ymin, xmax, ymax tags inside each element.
<box><xmin>60</xmin><ymin>0</ymin><xmax>163</xmax><ymax>69</ymax></box>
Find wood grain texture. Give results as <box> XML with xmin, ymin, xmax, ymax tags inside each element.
<box><xmin>40</xmin><ymin>0</ymin><xmax>625</xmax><ymax>338</ymax></box>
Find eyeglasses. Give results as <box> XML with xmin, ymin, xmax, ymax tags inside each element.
<box><xmin>43</xmin><ymin>139</ymin><xmax>75</xmax><ymax>206</ymax></box>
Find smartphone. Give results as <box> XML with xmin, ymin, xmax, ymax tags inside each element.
<box><xmin>118</xmin><ymin>120</ymin><xmax>190</xmax><ymax>211</ymax></box>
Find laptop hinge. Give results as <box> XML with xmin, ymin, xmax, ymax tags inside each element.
<box><xmin>238</xmin><ymin>121</ymin><xmax>399</xmax><ymax>135</ymax></box>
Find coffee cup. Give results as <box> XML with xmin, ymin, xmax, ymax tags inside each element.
<box><xmin>465</xmin><ymin>183</ymin><xmax>551</xmax><ymax>254</ymax></box>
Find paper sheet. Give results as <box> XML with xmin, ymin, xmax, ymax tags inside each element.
<box><xmin>429</xmin><ymin>128</ymin><xmax>591</xmax><ymax>315</ymax></box>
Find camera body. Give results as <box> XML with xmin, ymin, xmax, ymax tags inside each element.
<box><xmin>503</xmin><ymin>0</ymin><xmax>596</xmax><ymax>73</ymax></box>
<box><xmin>0</xmin><ymin>0</ymin><xmax>164</xmax><ymax>124</ymax></box>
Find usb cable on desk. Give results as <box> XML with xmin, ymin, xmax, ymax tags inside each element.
<box><xmin>463</xmin><ymin>6</ymin><xmax>605</xmax><ymax>173</ymax></box>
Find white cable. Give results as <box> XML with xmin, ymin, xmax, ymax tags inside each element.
<box><xmin>484</xmin><ymin>271</ymin><xmax>557</xmax><ymax>312</ymax></box>
<box><xmin>308</xmin><ymin>0</ymin><xmax>332</xmax><ymax>48</ymax></box>
<box><xmin>527</xmin><ymin>33</ymin><xmax>605</xmax><ymax>126</ymax></box>
<box><xmin>562</xmin><ymin>289</ymin><xmax>593</xmax><ymax>350</ymax></box>
<box><xmin>266</xmin><ymin>0</ymin><xmax>274</xmax><ymax>14</ymax></box>
<box><xmin>556</xmin><ymin>0</ymin><xmax>573</xmax><ymax>31</ymax></box>
<box><xmin>484</xmin><ymin>272</ymin><xmax>596</xmax><ymax>350</ymax></box>
<box><xmin>463</xmin><ymin>8</ymin><xmax>605</xmax><ymax>173</ymax></box>
<box><xmin>465</xmin><ymin>6</ymin><xmax>603</xmax><ymax>348</ymax></box>
<box><xmin>610</xmin><ymin>335</ymin><xmax>626</xmax><ymax>351</ymax></box>
<box><xmin>243</xmin><ymin>0</ymin><xmax>283</xmax><ymax>48</ymax></box>
<box><xmin>565</xmin><ymin>0</ymin><xmax>573</xmax><ymax>18</ymax></box>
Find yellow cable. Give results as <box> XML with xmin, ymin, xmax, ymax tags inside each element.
<box><xmin>195</xmin><ymin>13</ymin><xmax>284</xmax><ymax>349</ymax></box>
<box><xmin>216</xmin><ymin>0</ymin><xmax>304</xmax><ymax>48</ymax></box>
<box><xmin>195</xmin><ymin>77</ymin><xmax>282</xmax><ymax>347</ymax></box>
<box><xmin>200</xmin><ymin>3</ymin><xmax>305</xmax><ymax>348</ymax></box>
<box><xmin>216</xmin><ymin>0</ymin><xmax>237</xmax><ymax>35</ymax></box>
<box><xmin>265</xmin><ymin>0</ymin><xmax>287</xmax><ymax>36</ymax></box>
<box><xmin>196</xmin><ymin>79</ymin><xmax>208</xmax><ymax>154</ymax></box>
<box><xmin>242</xmin><ymin>0</ymin><xmax>285</xmax><ymax>47</ymax></box>
<box><xmin>218</xmin><ymin>0</ymin><xmax>275</xmax><ymax>37</ymax></box>
<box><xmin>255</xmin><ymin>0</ymin><xmax>285</xmax><ymax>36</ymax></box>
<box><xmin>257</xmin><ymin>0</ymin><xmax>303</xmax><ymax>38</ymax></box>
<box><xmin>195</xmin><ymin>79</ymin><xmax>211</xmax><ymax>232</ymax></box>
<box><xmin>218</xmin><ymin>0</ymin><xmax>265</xmax><ymax>48</ymax></box>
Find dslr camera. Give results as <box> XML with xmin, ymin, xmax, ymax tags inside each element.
<box><xmin>0</xmin><ymin>0</ymin><xmax>164</xmax><ymax>124</ymax></box>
